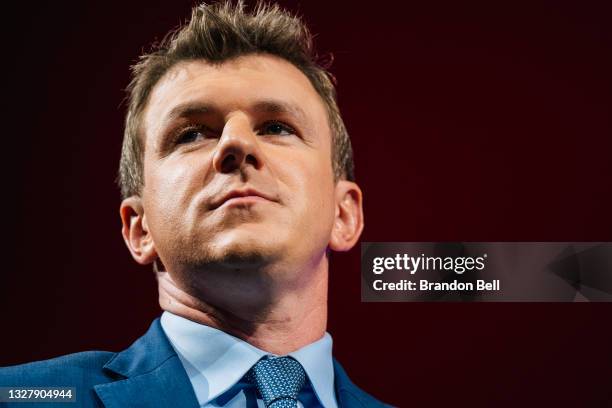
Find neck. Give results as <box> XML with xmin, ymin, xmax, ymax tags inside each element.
<box><xmin>156</xmin><ymin>258</ymin><xmax>329</xmax><ymax>355</ymax></box>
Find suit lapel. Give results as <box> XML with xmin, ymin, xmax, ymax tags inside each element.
<box><xmin>94</xmin><ymin>319</ymin><xmax>199</xmax><ymax>408</ymax></box>
<box><xmin>92</xmin><ymin>318</ymin><xmax>385</xmax><ymax>408</ymax></box>
<box><xmin>334</xmin><ymin>359</ymin><xmax>389</xmax><ymax>408</ymax></box>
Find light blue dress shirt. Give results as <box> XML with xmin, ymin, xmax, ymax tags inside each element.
<box><xmin>160</xmin><ymin>311</ymin><xmax>338</xmax><ymax>408</ymax></box>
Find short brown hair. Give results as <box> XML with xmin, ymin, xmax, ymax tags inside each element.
<box><xmin>118</xmin><ymin>0</ymin><xmax>354</xmax><ymax>199</ymax></box>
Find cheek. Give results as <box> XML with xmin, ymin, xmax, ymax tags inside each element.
<box><xmin>142</xmin><ymin>156</ymin><xmax>206</xmax><ymax>229</ymax></box>
<box><xmin>283</xmin><ymin>151</ymin><xmax>336</xmax><ymax>228</ymax></box>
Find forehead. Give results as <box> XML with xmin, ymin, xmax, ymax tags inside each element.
<box><xmin>142</xmin><ymin>54</ymin><xmax>328</xmax><ymax>140</ymax></box>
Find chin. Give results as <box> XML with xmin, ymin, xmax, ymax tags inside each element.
<box><xmin>204</xmin><ymin>229</ymin><xmax>286</xmax><ymax>268</ymax></box>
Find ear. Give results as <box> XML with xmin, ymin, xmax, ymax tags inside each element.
<box><xmin>328</xmin><ymin>180</ymin><xmax>364</xmax><ymax>252</ymax></box>
<box><xmin>120</xmin><ymin>196</ymin><xmax>157</xmax><ymax>265</ymax></box>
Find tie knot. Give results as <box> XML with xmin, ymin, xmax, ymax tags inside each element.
<box><xmin>246</xmin><ymin>356</ymin><xmax>307</xmax><ymax>408</ymax></box>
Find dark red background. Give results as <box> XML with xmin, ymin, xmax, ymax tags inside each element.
<box><xmin>3</xmin><ymin>1</ymin><xmax>611</xmax><ymax>407</ymax></box>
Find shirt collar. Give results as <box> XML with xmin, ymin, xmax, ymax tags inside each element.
<box><xmin>288</xmin><ymin>332</ymin><xmax>336</xmax><ymax>408</ymax></box>
<box><xmin>160</xmin><ymin>311</ymin><xmax>337</xmax><ymax>408</ymax></box>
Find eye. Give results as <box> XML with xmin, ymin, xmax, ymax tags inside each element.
<box><xmin>258</xmin><ymin>121</ymin><xmax>296</xmax><ymax>136</ymax></box>
<box><xmin>176</xmin><ymin>129</ymin><xmax>204</xmax><ymax>144</ymax></box>
<box><xmin>175</xmin><ymin>125</ymin><xmax>218</xmax><ymax>145</ymax></box>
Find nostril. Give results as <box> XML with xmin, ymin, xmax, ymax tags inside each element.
<box><xmin>221</xmin><ymin>154</ymin><xmax>238</xmax><ymax>172</ymax></box>
<box><xmin>216</xmin><ymin>148</ymin><xmax>258</xmax><ymax>173</ymax></box>
<box><xmin>245</xmin><ymin>154</ymin><xmax>257</xmax><ymax>167</ymax></box>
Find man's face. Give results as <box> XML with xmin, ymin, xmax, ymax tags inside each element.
<box><xmin>139</xmin><ymin>54</ymin><xmax>338</xmax><ymax>282</ymax></box>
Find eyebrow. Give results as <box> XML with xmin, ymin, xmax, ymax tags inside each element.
<box><xmin>251</xmin><ymin>100</ymin><xmax>308</xmax><ymax>123</ymax></box>
<box><xmin>163</xmin><ymin>99</ymin><xmax>309</xmax><ymax>125</ymax></box>
<box><xmin>165</xmin><ymin>102</ymin><xmax>213</xmax><ymax>123</ymax></box>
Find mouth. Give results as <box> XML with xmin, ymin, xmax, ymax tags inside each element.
<box><xmin>210</xmin><ymin>188</ymin><xmax>277</xmax><ymax>210</ymax></box>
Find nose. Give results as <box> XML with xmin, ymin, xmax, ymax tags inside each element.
<box><xmin>212</xmin><ymin>114</ymin><xmax>262</xmax><ymax>174</ymax></box>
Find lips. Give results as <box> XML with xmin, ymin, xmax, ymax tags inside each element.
<box><xmin>210</xmin><ymin>188</ymin><xmax>276</xmax><ymax>209</ymax></box>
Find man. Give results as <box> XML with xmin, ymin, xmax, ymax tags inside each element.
<box><xmin>0</xmin><ymin>2</ymin><xmax>389</xmax><ymax>407</ymax></box>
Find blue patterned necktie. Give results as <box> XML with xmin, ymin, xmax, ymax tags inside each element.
<box><xmin>245</xmin><ymin>356</ymin><xmax>307</xmax><ymax>408</ymax></box>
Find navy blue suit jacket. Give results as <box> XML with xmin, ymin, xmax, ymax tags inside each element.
<box><xmin>0</xmin><ymin>318</ymin><xmax>390</xmax><ymax>408</ymax></box>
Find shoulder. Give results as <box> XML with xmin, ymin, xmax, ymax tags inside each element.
<box><xmin>0</xmin><ymin>350</ymin><xmax>117</xmax><ymax>387</ymax></box>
